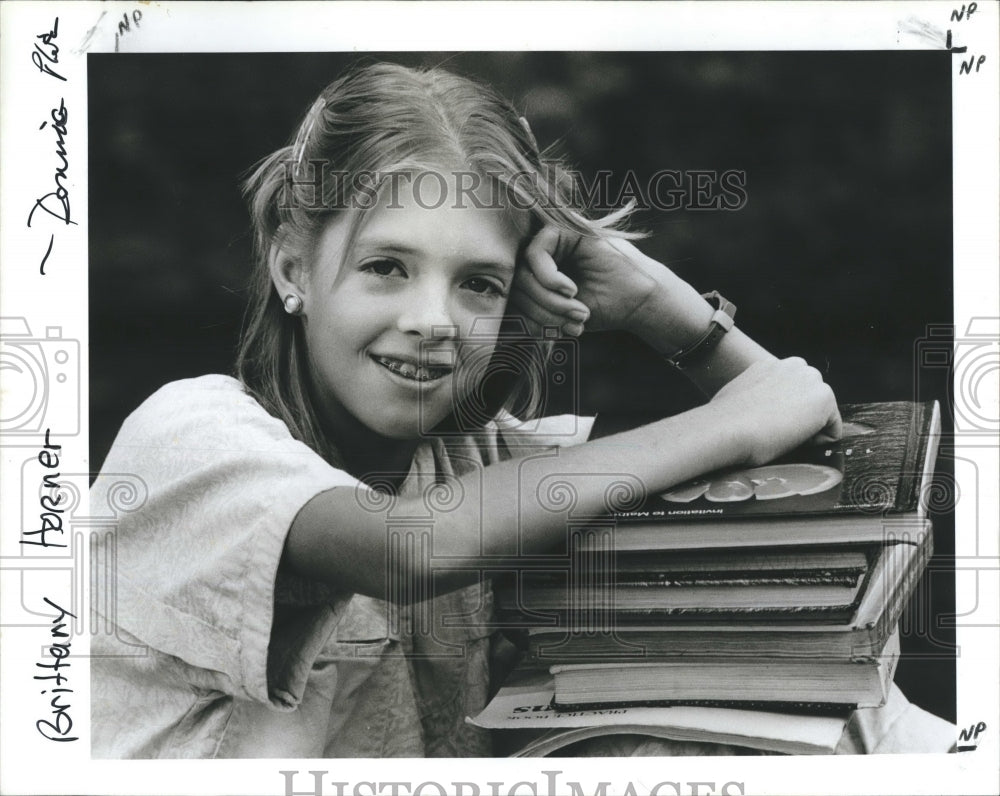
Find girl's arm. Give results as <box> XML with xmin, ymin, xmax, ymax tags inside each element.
<box><xmin>515</xmin><ymin>228</ymin><xmax>843</xmax><ymax>443</ymax></box>
<box><xmin>283</xmin><ymin>356</ymin><xmax>839</xmax><ymax>600</ymax></box>
<box><xmin>616</xmin><ymin>251</ymin><xmax>777</xmax><ymax>397</ymax></box>
<box><xmin>514</xmin><ymin>227</ymin><xmax>777</xmax><ymax>396</ymax></box>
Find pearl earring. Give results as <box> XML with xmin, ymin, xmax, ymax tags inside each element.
<box><xmin>283</xmin><ymin>293</ymin><xmax>304</xmax><ymax>315</ymax></box>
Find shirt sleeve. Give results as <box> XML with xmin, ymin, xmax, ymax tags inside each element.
<box><xmin>490</xmin><ymin>412</ymin><xmax>596</xmax><ymax>453</ymax></box>
<box><xmin>90</xmin><ymin>375</ymin><xmax>361</xmax><ymax>707</ymax></box>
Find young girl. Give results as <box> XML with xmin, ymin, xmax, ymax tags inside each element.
<box><xmin>90</xmin><ymin>62</ymin><xmax>947</xmax><ymax>758</ymax></box>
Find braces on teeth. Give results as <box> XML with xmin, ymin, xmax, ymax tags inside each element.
<box><xmin>376</xmin><ymin>356</ymin><xmax>448</xmax><ymax>382</ymax></box>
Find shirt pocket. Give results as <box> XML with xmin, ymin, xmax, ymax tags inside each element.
<box><xmin>328</xmin><ymin>593</ymin><xmax>400</xmax><ymax>650</ymax></box>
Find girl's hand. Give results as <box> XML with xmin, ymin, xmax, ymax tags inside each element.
<box><xmin>705</xmin><ymin>357</ymin><xmax>843</xmax><ymax>467</ymax></box>
<box><xmin>511</xmin><ymin>226</ymin><xmax>709</xmax><ymax>347</ymax></box>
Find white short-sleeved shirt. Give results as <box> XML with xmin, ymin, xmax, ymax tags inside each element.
<box><xmin>90</xmin><ymin>375</ymin><xmax>594</xmax><ymax>758</ymax></box>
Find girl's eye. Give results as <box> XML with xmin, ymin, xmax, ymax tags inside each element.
<box><xmin>463</xmin><ymin>277</ymin><xmax>507</xmax><ymax>298</ymax></box>
<box><xmin>361</xmin><ymin>258</ymin><xmax>406</xmax><ymax>278</ymax></box>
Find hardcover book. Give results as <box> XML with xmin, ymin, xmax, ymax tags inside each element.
<box><xmin>468</xmin><ymin>668</ymin><xmax>850</xmax><ymax>756</ymax></box>
<box><xmin>548</xmin><ymin>631</ymin><xmax>900</xmax><ymax>711</ymax></box>
<box><xmin>597</xmin><ymin>401</ymin><xmax>940</xmax><ymax>550</ymax></box>
<box><xmin>496</xmin><ymin>546</ymin><xmax>874</xmax><ymax>623</ymax></box>
<box><xmin>496</xmin><ymin>569</ymin><xmax>869</xmax><ymax>623</ymax></box>
<box><xmin>522</xmin><ymin>523</ymin><xmax>932</xmax><ymax>660</ymax></box>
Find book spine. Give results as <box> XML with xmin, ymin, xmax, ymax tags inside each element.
<box><xmin>526</xmin><ymin>628</ymin><xmax>885</xmax><ymax>663</ymax></box>
<box><xmin>496</xmin><ymin>604</ymin><xmax>856</xmax><ymax>623</ymax></box>
<box><xmin>872</xmin><ymin>523</ymin><xmax>934</xmax><ymax>652</ymax></box>
<box><xmin>551</xmin><ymin>698</ymin><xmax>855</xmax><ymax>716</ymax></box>
<box><xmin>508</xmin><ymin>573</ymin><xmax>864</xmax><ymax>589</ymax></box>
<box><xmin>598</xmin><ymin>574</ymin><xmax>864</xmax><ymax>587</ymax></box>
<box><xmin>894</xmin><ymin>401</ymin><xmax>937</xmax><ymax>513</ymax></box>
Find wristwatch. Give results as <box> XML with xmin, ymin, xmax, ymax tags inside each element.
<box><xmin>664</xmin><ymin>291</ymin><xmax>737</xmax><ymax>370</ymax></box>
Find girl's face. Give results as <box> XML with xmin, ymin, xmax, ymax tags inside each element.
<box><xmin>298</xmin><ymin>173</ymin><xmax>526</xmax><ymax>440</ymax></box>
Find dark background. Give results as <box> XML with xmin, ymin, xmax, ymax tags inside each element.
<box><xmin>89</xmin><ymin>52</ymin><xmax>955</xmax><ymax>722</ymax></box>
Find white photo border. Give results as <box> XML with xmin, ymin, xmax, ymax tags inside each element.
<box><xmin>1</xmin><ymin>2</ymin><xmax>997</xmax><ymax>795</ymax></box>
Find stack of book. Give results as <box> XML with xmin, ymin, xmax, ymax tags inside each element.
<box><xmin>475</xmin><ymin>401</ymin><xmax>941</xmax><ymax>754</ymax></box>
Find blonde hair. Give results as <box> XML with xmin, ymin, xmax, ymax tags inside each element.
<box><xmin>237</xmin><ymin>62</ymin><xmax>637</xmax><ymax>465</ymax></box>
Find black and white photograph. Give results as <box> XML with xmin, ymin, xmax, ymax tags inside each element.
<box><xmin>1</xmin><ymin>3</ymin><xmax>997</xmax><ymax>795</ymax></box>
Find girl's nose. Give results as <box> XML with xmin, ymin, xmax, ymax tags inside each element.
<box><xmin>395</xmin><ymin>280</ymin><xmax>458</xmax><ymax>339</ymax></box>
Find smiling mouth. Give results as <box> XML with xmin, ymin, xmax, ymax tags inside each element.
<box><xmin>372</xmin><ymin>355</ymin><xmax>452</xmax><ymax>383</ymax></box>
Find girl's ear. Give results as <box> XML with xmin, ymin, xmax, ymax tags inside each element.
<box><xmin>267</xmin><ymin>227</ymin><xmax>309</xmax><ymax>309</ymax></box>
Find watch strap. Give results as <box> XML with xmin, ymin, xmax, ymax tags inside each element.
<box><xmin>665</xmin><ymin>291</ymin><xmax>737</xmax><ymax>370</ymax></box>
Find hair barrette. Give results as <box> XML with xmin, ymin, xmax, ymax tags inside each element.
<box><xmin>293</xmin><ymin>95</ymin><xmax>327</xmax><ymax>174</ymax></box>
<box><xmin>518</xmin><ymin>115</ymin><xmax>539</xmax><ymax>153</ymax></box>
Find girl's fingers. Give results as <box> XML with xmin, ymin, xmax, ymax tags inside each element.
<box><xmin>524</xmin><ymin>226</ymin><xmax>579</xmax><ymax>298</ymax></box>
<box><xmin>510</xmin><ymin>286</ymin><xmax>587</xmax><ymax>337</ymax></box>
<box><xmin>512</xmin><ymin>267</ymin><xmax>590</xmax><ymax>322</ymax></box>
<box><xmin>814</xmin><ymin>404</ymin><xmax>844</xmax><ymax>443</ymax></box>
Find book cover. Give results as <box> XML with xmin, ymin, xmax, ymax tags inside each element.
<box><xmin>623</xmin><ymin>401</ymin><xmax>938</xmax><ymax>518</ymax></box>
<box><xmin>595</xmin><ymin>401</ymin><xmax>940</xmax><ymax>550</ymax></box>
